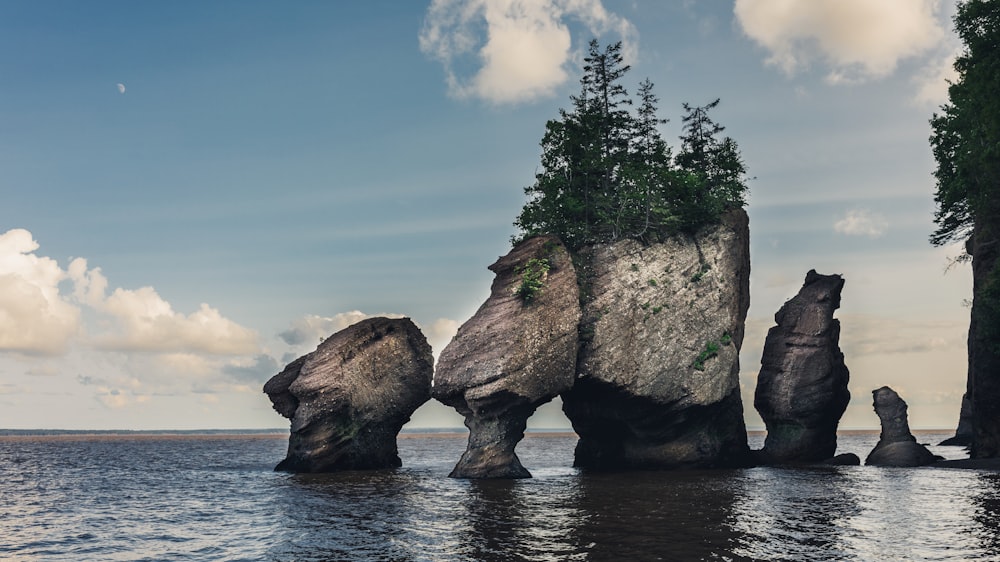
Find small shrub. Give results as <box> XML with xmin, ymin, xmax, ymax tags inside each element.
<box><xmin>514</xmin><ymin>258</ymin><xmax>550</xmax><ymax>303</ymax></box>
<box><xmin>693</xmin><ymin>340</ymin><xmax>721</xmax><ymax>371</ymax></box>
<box><xmin>648</xmin><ymin>278</ymin><xmax>658</xmax><ymax>287</ymax></box>
<box><xmin>720</xmin><ymin>333</ymin><xmax>732</xmax><ymax>346</ymax></box>
<box><xmin>690</xmin><ymin>262</ymin><xmax>711</xmax><ymax>283</ymax></box>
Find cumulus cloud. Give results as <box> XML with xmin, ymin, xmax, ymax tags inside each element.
<box><xmin>734</xmin><ymin>0</ymin><xmax>948</xmax><ymax>83</ymax></box>
<box><xmin>834</xmin><ymin>209</ymin><xmax>888</xmax><ymax>238</ymax></box>
<box><xmin>0</xmin><ymin>228</ymin><xmax>260</xmax><ymax>359</ymax></box>
<box><xmin>420</xmin><ymin>0</ymin><xmax>637</xmax><ymax>104</ymax></box>
<box><xmin>0</xmin><ymin>229</ymin><xmax>81</xmax><ymax>355</ymax></box>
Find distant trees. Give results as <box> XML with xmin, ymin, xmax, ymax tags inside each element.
<box><xmin>929</xmin><ymin>0</ymin><xmax>1000</xmax><ymax>458</ymax></box>
<box><xmin>514</xmin><ymin>40</ymin><xmax>748</xmax><ymax>249</ymax></box>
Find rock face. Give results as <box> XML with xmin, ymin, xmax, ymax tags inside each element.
<box><xmin>865</xmin><ymin>386</ymin><xmax>938</xmax><ymax>467</ymax></box>
<box><xmin>433</xmin><ymin>235</ymin><xmax>580</xmax><ymax>478</ymax></box>
<box><xmin>940</xmin><ymin>392</ymin><xmax>973</xmax><ymax>446</ymax></box>
<box><xmin>966</xmin><ymin>223</ymin><xmax>1000</xmax><ymax>458</ymax></box>
<box><xmin>562</xmin><ymin>209</ymin><xmax>752</xmax><ymax>470</ymax></box>
<box><xmin>753</xmin><ymin>270</ymin><xmax>850</xmax><ymax>464</ymax></box>
<box><xmin>263</xmin><ymin>317</ymin><xmax>433</xmax><ymax>473</ymax></box>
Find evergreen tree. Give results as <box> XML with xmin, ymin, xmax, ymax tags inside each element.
<box><xmin>514</xmin><ymin>40</ymin><xmax>748</xmax><ymax>249</ymax></box>
<box><xmin>929</xmin><ymin>0</ymin><xmax>1000</xmax><ymax>458</ymax></box>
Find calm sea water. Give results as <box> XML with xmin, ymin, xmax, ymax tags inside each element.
<box><xmin>1</xmin><ymin>431</ymin><xmax>997</xmax><ymax>561</ymax></box>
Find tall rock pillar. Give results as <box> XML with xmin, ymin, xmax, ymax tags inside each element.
<box><xmin>753</xmin><ymin>270</ymin><xmax>850</xmax><ymax>464</ymax></box>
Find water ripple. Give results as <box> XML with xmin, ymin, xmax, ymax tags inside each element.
<box><xmin>0</xmin><ymin>432</ymin><xmax>997</xmax><ymax>560</ymax></box>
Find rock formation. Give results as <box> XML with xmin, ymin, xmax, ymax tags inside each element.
<box><xmin>865</xmin><ymin>386</ymin><xmax>939</xmax><ymax>467</ymax></box>
<box><xmin>263</xmin><ymin>317</ymin><xmax>433</xmax><ymax>472</ymax></box>
<box><xmin>433</xmin><ymin>235</ymin><xmax>580</xmax><ymax>478</ymax></box>
<box><xmin>939</xmin><ymin>392</ymin><xmax>973</xmax><ymax>446</ymax></box>
<box><xmin>964</xmin><ymin>226</ymin><xmax>1000</xmax><ymax>458</ymax></box>
<box><xmin>753</xmin><ymin>270</ymin><xmax>850</xmax><ymax>464</ymax></box>
<box><xmin>562</xmin><ymin>209</ymin><xmax>752</xmax><ymax>470</ymax></box>
<box><xmin>822</xmin><ymin>453</ymin><xmax>860</xmax><ymax>466</ymax></box>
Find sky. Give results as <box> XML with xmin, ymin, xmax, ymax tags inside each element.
<box><xmin>0</xmin><ymin>0</ymin><xmax>974</xmax><ymax>431</ymax></box>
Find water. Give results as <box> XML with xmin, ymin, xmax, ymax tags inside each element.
<box><xmin>1</xmin><ymin>431</ymin><xmax>997</xmax><ymax>561</ymax></box>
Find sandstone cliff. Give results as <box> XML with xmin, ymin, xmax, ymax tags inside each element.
<box><xmin>562</xmin><ymin>209</ymin><xmax>752</xmax><ymax>469</ymax></box>
<box><xmin>753</xmin><ymin>270</ymin><xmax>850</xmax><ymax>464</ymax></box>
<box><xmin>433</xmin><ymin>235</ymin><xmax>580</xmax><ymax>478</ymax></box>
<box><xmin>264</xmin><ymin>317</ymin><xmax>433</xmax><ymax>472</ymax></box>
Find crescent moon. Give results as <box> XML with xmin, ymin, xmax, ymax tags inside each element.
<box><xmin>117</xmin><ymin>83</ymin><xmax>126</xmax><ymax>94</ymax></box>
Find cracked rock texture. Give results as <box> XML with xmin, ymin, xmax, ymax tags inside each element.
<box><xmin>562</xmin><ymin>209</ymin><xmax>752</xmax><ymax>470</ymax></box>
<box><xmin>264</xmin><ymin>317</ymin><xmax>433</xmax><ymax>472</ymax></box>
<box><xmin>433</xmin><ymin>235</ymin><xmax>581</xmax><ymax>478</ymax></box>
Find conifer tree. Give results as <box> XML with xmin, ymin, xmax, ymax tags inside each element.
<box><xmin>514</xmin><ymin>40</ymin><xmax>748</xmax><ymax>249</ymax></box>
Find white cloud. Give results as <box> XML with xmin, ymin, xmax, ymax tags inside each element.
<box><xmin>734</xmin><ymin>0</ymin><xmax>948</xmax><ymax>83</ymax></box>
<box><xmin>424</xmin><ymin>317</ymin><xmax>460</xmax><ymax>359</ymax></box>
<box><xmin>420</xmin><ymin>0</ymin><xmax>637</xmax><ymax>104</ymax></box>
<box><xmin>0</xmin><ymin>229</ymin><xmax>81</xmax><ymax>355</ymax></box>
<box><xmin>278</xmin><ymin>311</ymin><xmax>405</xmax><ymax>346</ymax></box>
<box><xmin>277</xmin><ymin>311</ymin><xmax>460</xmax><ymax>361</ymax></box>
<box><xmin>0</xmin><ymin>228</ymin><xmax>260</xmax><ymax>359</ymax></box>
<box><xmin>67</xmin><ymin>259</ymin><xmax>259</xmax><ymax>355</ymax></box>
<box><xmin>834</xmin><ymin>209</ymin><xmax>888</xmax><ymax>238</ymax></box>
<box><xmin>912</xmin><ymin>49</ymin><xmax>960</xmax><ymax>106</ymax></box>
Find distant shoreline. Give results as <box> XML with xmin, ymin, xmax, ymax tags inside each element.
<box><xmin>0</xmin><ymin>427</ymin><xmax>954</xmax><ymax>441</ymax></box>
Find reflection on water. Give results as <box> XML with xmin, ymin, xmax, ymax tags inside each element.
<box><xmin>3</xmin><ymin>432</ymin><xmax>1000</xmax><ymax>560</ymax></box>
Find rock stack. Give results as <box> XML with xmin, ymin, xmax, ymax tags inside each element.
<box><xmin>753</xmin><ymin>270</ymin><xmax>850</xmax><ymax>464</ymax></box>
<box><xmin>264</xmin><ymin>317</ymin><xmax>433</xmax><ymax>472</ymax></box>
<box><xmin>865</xmin><ymin>386</ymin><xmax>939</xmax><ymax>467</ymax></box>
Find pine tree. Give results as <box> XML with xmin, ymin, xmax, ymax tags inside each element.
<box><xmin>514</xmin><ymin>40</ymin><xmax>748</xmax><ymax>249</ymax></box>
<box><xmin>929</xmin><ymin>0</ymin><xmax>1000</xmax><ymax>458</ymax></box>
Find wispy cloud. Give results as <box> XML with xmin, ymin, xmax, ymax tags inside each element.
<box><xmin>420</xmin><ymin>0</ymin><xmax>637</xmax><ymax>104</ymax></box>
<box><xmin>734</xmin><ymin>0</ymin><xmax>948</xmax><ymax>84</ymax></box>
<box><xmin>834</xmin><ymin>209</ymin><xmax>888</xmax><ymax>238</ymax></box>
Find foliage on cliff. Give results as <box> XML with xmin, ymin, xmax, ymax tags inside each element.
<box><xmin>513</xmin><ymin>40</ymin><xmax>749</xmax><ymax>249</ymax></box>
<box><xmin>931</xmin><ymin>0</ymin><xmax>1000</xmax><ymax>346</ymax></box>
<box><xmin>930</xmin><ymin>0</ymin><xmax>1000</xmax><ymax>248</ymax></box>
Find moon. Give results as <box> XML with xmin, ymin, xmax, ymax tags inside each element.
<box><xmin>116</xmin><ymin>83</ymin><xmax>126</xmax><ymax>94</ymax></box>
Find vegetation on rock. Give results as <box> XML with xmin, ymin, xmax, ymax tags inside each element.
<box><xmin>930</xmin><ymin>0</ymin><xmax>1000</xmax><ymax>457</ymax></box>
<box><xmin>514</xmin><ymin>40</ymin><xmax>749</xmax><ymax>250</ymax></box>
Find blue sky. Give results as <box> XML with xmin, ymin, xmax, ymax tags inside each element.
<box><xmin>0</xmin><ymin>0</ymin><xmax>973</xmax><ymax>430</ymax></box>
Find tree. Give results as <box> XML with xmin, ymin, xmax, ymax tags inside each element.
<box><xmin>515</xmin><ymin>40</ymin><xmax>748</xmax><ymax>249</ymax></box>
<box><xmin>930</xmin><ymin>0</ymin><xmax>1000</xmax><ymax>458</ymax></box>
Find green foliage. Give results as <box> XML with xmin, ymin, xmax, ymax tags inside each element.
<box><xmin>691</xmin><ymin>262</ymin><xmax>711</xmax><ymax>283</ymax></box>
<box><xmin>692</xmin><ymin>340</ymin><xmax>721</xmax><ymax>371</ymax></box>
<box><xmin>514</xmin><ymin>40</ymin><xmax>749</xmax><ymax>250</ymax></box>
<box><xmin>513</xmin><ymin>258</ymin><xmax>551</xmax><ymax>303</ymax></box>
<box><xmin>720</xmin><ymin>333</ymin><xmax>732</xmax><ymax>346</ymax></box>
<box><xmin>930</xmin><ymin>0</ymin><xmax>1000</xmax><ymax>247</ymax></box>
